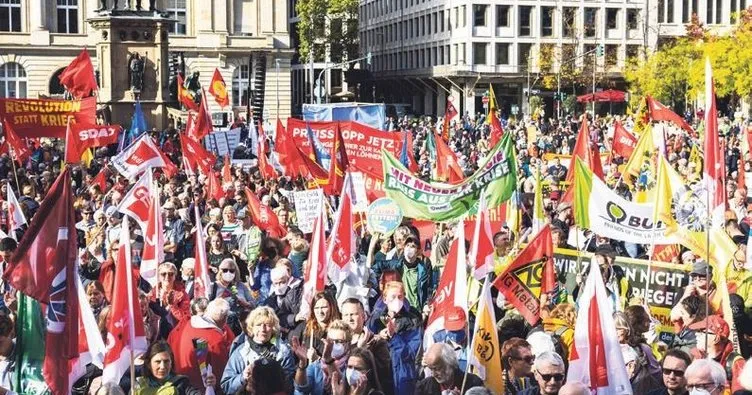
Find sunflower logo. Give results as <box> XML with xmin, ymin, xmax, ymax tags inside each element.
<box><xmin>671</xmin><ymin>183</ymin><xmax>709</xmax><ymax>232</ymax></box>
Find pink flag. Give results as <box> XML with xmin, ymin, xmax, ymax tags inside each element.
<box><xmin>6</xmin><ymin>185</ymin><xmax>26</xmax><ymax>240</ymax></box>
<box><xmin>101</xmin><ymin>216</ymin><xmax>148</xmax><ymax>384</ymax></box>
<box><xmin>299</xmin><ymin>199</ymin><xmax>327</xmax><ymax>320</ymax></box>
<box><xmin>567</xmin><ymin>261</ymin><xmax>633</xmax><ymax>394</ymax></box>
<box><xmin>193</xmin><ymin>206</ymin><xmax>212</xmax><ymax>298</ymax></box>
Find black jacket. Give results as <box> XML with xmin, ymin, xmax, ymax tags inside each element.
<box><xmin>262</xmin><ymin>278</ymin><xmax>303</xmax><ymax>338</ymax></box>
<box><xmin>414</xmin><ymin>369</ymin><xmax>484</xmax><ymax>395</ymax></box>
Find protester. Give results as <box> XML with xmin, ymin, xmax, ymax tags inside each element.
<box><xmin>149</xmin><ymin>262</ymin><xmax>191</xmax><ymax>338</ymax></box>
<box><xmin>135</xmin><ymin>341</ymin><xmax>203</xmax><ymax>395</ymax></box>
<box><xmin>264</xmin><ymin>265</ymin><xmax>303</xmax><ymax>338</ymax></box>
<box><xmin>290</xmin><ymin>291</ymin><xmax>341</xmax><ymax>357</ymax></box>
<box><xmin>518</xmin><ymin>351</ymin><xmax>566</xmax><ymax>395</ymax></box>
<box><xmin>502</xmin><ymin>337</ymin><xmax>536</xmax><ymax>394</ymax></box>
<box><xmin>415</xmin><ymin>342</ymin><xmax>483</xmax><ymax>394</ymax></box>
<box><xmin>341</xmin><ymin>298</ymin><xmax>394</xmax><ymax>395</ymax></box>
<box><xmin>684</xmin><ymin>358</ymin><xmax>728</xmax><ymax>395</ymax></box>
<box><xmin>692</xmin><ymin>315</ymin><xmax>746</xmax><ymax>393</ymax></box>
<box><xmin>646</xmin><ymin>348</ymin><xmax>692</xmax><ymax>395</ymax></box>
<box><xmin>292</xmin><ymin>319</ymin><xmax>353</xmax><ymax>394</ymax></box>
<box><xmin>209</xmin><ymin>258</ymin><xmax>253</xmax><ymax>335</ymax></box>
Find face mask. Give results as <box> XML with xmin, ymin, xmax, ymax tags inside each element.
<box><xmin>387</xmin><ymin>298</ymin><xmax>404</xmax><ymax>314</ymax></box>
<box><xmin>689</xmin><ymin>389</ymin><xmax>712</xmax><ymax>395</ymax></box>
<box><xmin>274</xmin><ymin>284</ymin><xmax>288</xmax><ymax>296</ymax></box>
<box><xmin>345</xmin><ymin>368</ymin><xmax>362</xmax><ymax>386</ymax></box>
<box><xmin>221</xmin><ymin>272</ymin><xmax>235</xmax><ymax>282</ymax></box>
<box><xmin>331</xmin><ymin>342</ymin><xmax>347</xmax><ymax>359</ymax></box>
<box><xmin>404</xmin><ymin>247</ymin><xmax>417</xmax><ymax>260</ymax></box>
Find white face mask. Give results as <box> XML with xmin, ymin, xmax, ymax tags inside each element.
<box><xmin>345</xmin><ymin>368</ymin><xmax>362</xmax><ymax>386</ymax></box>
<box><xmin>330</xmin><ymin>342</ymin><xmax>347</xmax><ymax>359</ymax></box>
<box><xmin>689</xmin><ymin>388</ymin><xmax>713</xmax><ymax>395</ymax></box>
<box><xmin>404</xmin><ymin>246</ymin><xmax>417</xmax><ymax>260</ymax></box>
<box><xmin>221</xmin><ymin>271</ymin><xmax>235</xmax><ymax>282</ymax></box>
<box><xmin>387</xmin><ymin>298</ymin><xmax>404</xmax><ymax>314</ymax></box>
<box><xmin>274</xmin><ymin>284</ymin><xmax>288</xmax><ymax>296</ymax></box>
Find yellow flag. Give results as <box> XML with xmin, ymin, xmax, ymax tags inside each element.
<box><xmin>469</xmin><ymin>279</ymin><xmax>505</xmax><ymax>395</ymax></box>
<box><xmin>623</xmin><ymin>125</ymin><xmax>657</xmax><ymax>188</ymax></box>
<box><xmin>80</xmin><ymin>148</ymin><xmax>94</xmax><ymax>168</ymax></box>
<box><xmin>486</xmin><ymin>85</ymin><xmax>498</xmax><ymax>124</ymax></box>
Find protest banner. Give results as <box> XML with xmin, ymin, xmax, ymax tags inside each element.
<box><xmin>0</xmin><ymin>97</ymin><xmax>97</xmax><ymax>138</ymax></box>
<box><xmin>552</xmin><ymin>248</ymin><xmax>689</xmax><ymax>341</ymax></box>
<box><xmin>205</xmin><ymin>128</ymin><xmax>242</xmax><ymax>157</ymax></box>
<box><xmin>287</xmin><ymin>118</ymin><xmax>402</xmax><ymax>177</ymax></box>
<box><xmin>382</xmin><ymin>133</ymin><xmax>517</xmax><ymax>222</ymax></box>
<box><xmin>293</xmin><ymin>188</ymin><xmax>326</xmax><ymax>234</ymax></box>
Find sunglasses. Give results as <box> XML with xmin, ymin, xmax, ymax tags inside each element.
<box><xmin>662</xmin><ymin>368</ymin><xmax>685</xmax><ymax>377</ymax></box>
<box><xmin>221</xmin><ymin>268</ymin><xmax>235</xmax><ymax>273</ymax></box>
<box><xmin>539</xmin><ymin>373</ymin><xmax>564</xmax><ymax>382</ymax></box>
<box><xmin>160</xmin><ymin>272</ymin><xmax>175</xmax><ymax>277</ymax></box>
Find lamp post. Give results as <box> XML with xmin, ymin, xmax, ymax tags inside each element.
<box><xmin>316</xmin><ymin>52</ymin><xmax>372</xmax><ymax>105</ymax></box>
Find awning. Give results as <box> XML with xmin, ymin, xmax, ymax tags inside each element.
<box><xmin>576</xmin><ymin>89</ymin><xmax>627</xmax><ymax>103</ymax></box>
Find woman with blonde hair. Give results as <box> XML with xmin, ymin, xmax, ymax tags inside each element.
<box><xmin>541</xmin><ymin>303</ymin><xmax>576</xmax><ymax>357</ymax></box>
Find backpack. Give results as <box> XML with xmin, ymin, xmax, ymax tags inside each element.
<box><xmin>550</xmin><ymin>326</ymin><xmax>571</xmax><ymax>361</ymax></box>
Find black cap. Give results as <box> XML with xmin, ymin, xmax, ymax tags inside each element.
<box><xmin>732</xmin><ymin>234</ymin><xmax>748</xmax><ymax>245</ymax></box>
<box><xmin>595</xmin><ymin>243</ymin><xmax>617</xmax><ymax>258</ymax></box>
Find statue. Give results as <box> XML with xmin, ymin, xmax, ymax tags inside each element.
<box><xmin>149</xmin><ymin>0</ymin><xmax>157</xmax><ymax>11</ymax></box>
<box><xmin>128</xmin><ymin>52</ymin><xmax>145</xmax><ymax>92</ymax></box>
<box><xmin>96</xmin><ymin>0</ymin><xmax>118</xmax><ymax>11</ymax></box>
<box><xmin>184</xmin><ymin>71</ymin><xmax>202</xmax><ymax>106</ymax></box>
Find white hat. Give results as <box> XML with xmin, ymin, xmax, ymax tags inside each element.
<box><xmin>181</xmin><ymin>258</ymin><xmax>195</xmax><ymax>270</ymax></box>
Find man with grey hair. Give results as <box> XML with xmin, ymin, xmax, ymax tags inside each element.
<box><xmin>518</xmin><ymin>351</ymin><xmax>566</xmax><ymax>395</ymax></box>
<box><xmin>558</xmin><ymin>382</ymin><xmax>590</xmax><ymax>395</ymax></box>
<box><xmin>416</xmin><ymin>343</ymin><xmax>484</xmax><ymax>394</ymax></box>
<box><xmin>685</xmin><ymin>358</ymin><xmax>727</xmax><ymax>395</ymax></box>
<box><xmin>167</xmin><ymin>298</ymin><xmax>232</xmax><ymax>392</ymax></box>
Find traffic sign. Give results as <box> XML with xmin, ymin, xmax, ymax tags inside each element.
<box><xmin>482</xmin><ymin>96</ymin><xmax>489</xmax><ymax>104</ymax></box>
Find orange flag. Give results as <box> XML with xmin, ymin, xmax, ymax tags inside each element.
<box><xmin>177</xmin><ymin>74</ymin><xmax>200</xmax><ymax>111</ymax></box>
<box><xmin>208</xmin><ymin>68</ymin><xmax>229</xmax><ymax>108</ymax></box>
<box><xmin>433</xmin><ymin>130</ymin><xmax>464</xmax><ymax>183</ymax></box>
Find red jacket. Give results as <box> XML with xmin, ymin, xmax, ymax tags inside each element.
<box><xmin>167</xmin><ymin>315</ymin><xmax>236</xmax><ymax>393</ymax></box>
<box><xmin>148</xmin><ymin>282</ymin><xmax>192</xmax><ymax>324</ymax></box>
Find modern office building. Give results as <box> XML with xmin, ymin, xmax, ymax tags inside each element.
<box><xmin>0</xmin><ymin>0</ymin><xmax>293</xmax><ymax>124</ymax></box>
<box><xmin>358</xmin><ymin>0</ymin><xmax>743</xmax><ymax>117</ymax></box>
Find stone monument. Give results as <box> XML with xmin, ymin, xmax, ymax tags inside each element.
<box><xmin>87</xmin><ymin>4</ymin><xmax>171</xmax><ymax>130</ymax></box>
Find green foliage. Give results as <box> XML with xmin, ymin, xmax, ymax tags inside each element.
<box><xmin>529</xmin><ymin>95</ymin><xmax>543</xmax><ymax>114</ymax></box>
<box><xmin>296</xmin><ymin>0</ymin><xmax>359</xmax><ymax>62</ymax></box>
<box><xmin>562</xmin><ymin>95</ymin><xmax>577</xmax><ymax>114</ymax></box>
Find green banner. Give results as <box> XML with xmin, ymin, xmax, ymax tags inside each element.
<box><xmin>382</xmin><ymin>133</ymin><xmax>517</xmax><ymax>221</ymax></box>
<box><xmin>15</xmin><ymin>293</ymin><xmax>50</xmax><ymax>395</ymax></box>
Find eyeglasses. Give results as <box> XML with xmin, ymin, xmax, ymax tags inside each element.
<box><xmin>221</xmin><ymin>268</ymin><xmax>235</xmax><ymax>273</ymax></box>
<box><xmin>160</xmin><ymin>272</ymin><xmax>176</xmax><ymax>277</ymax></box>
<box><xmin>662</xmin><ymin>368</ymin><xmax>685</xmax><ymax>377</ymax></box>
<box><xmin>690</xmin><ymin>273</ymin><xmax>707</xmax><ymax>279</ymax></box>
<box><xmin>539</xmin><ymin>373</ymin><xmax>564</xmax><ymax>382</ymax></box>
<box><xmin>328</xmin><ymin>339</ymin><xmax>347</xmax><ymax>344</ymax></box>
<box><xmin>513</xmin><ymin>356</ymin><xmax>536</xmax><ymax>364</ymax></box>
<box><xmin>688</xmin><ymin>383</ymin><xmax>718</xmax><ymax>392</ymax></box>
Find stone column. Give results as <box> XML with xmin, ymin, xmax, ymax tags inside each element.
<box><xmin>436</xmin><ymin>83</ymin><xmax>447</xmax><ymax>115</ymax></box>
<box><xmin>214</xmin><ymin>0</ymin><xmax>228</xmax><ymax>32</ymax></box>
<box><xmin>424</xmin><ymin>88</ymin><xmax>434</xmax><ymax>116</ymax></box>
<box><xmin>30</xmin><ymin>0</ymin><xmax>50</xmax><ymax>45</ymax></box>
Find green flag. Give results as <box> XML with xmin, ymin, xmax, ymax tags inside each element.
<box><xmin>15</xmin><ymin>293</ymin><xmax>50</xmax><ymax>395</ymax></box>
<box><xmin>382</xmin><ymin>133</ymin><xmax>517</xmax><ymax>221</ymax></box>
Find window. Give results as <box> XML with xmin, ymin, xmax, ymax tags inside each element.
<box><xmin>460</xmin><ymin>43</ymin><xmax>466</xmax><ymax>64</ymax></box>
<box><xmin>563</xmin><ymin>7</ymin><xmax>576</xmax><ymax>37</ymax></box>
<box><xmin>439</xmin><ymin>10</ymin><xmax>444</xmax><ymax>31</ymax></box>
<box><xmin>473</xmin><ymin>43</ymin><xmax>487</xmax><ymax>64</ymax></box>
<box><xmin>541</xmin><ymin>6</ymin><xmax>554</xmax><ymax>37</ymax></box>
<box><xmin>461</xmin><ymin>5</ymin><xmax>467</xmax><ymax>27</ymax></box>
<box><xmin>626</xmin><ymin>44</ymin><xmax>640</xmax><ymax>60</ymax></box>
<box><xmin>56</xmin><ymin>0</ymin><xmax>78</xmax><ymax>33</ymax></box>
<box><xmin>519</xmin><ymin>6</ymin><xmax>532</xmax><ymax>36</ymax></box>
<box><xmin>605</xmin><ymin>44</ymin><xmax>618</xmax><ymax>66</ymax></box>
<box><xmin>668</xmin><ymin>0</ymin><xmax>675</xmax><ymax>23</ymax></box>
<box><xmin>584</xmin><ymin>8</ymin><xmax>597</xmax><ymax>37</ymax></box>
<box><xmin>682</xmin><ymin>0</ymin><xmax>690</xmax><ymax>22</ymax></box>
<box><xmin>0</xmin><ymin>0</ymin><xmax>21</xmax><ymax>32</ymax></box>
<box><xmin>474</xmin><ymin>4</ymin><xmax>488</xmax><ymax>27</ymax></box>
<box><xmin>660</xmin><ymin>0</ymin><xmax>666</xmax><ymax>22</ymax></box>
<box><xmin>420</xmin><ymin>16</ymin><xmax>425</xmax><ymax>36</ymax></box>
<box><xmin>166</xmin><ymin>0</ymin><xmax>187</xmax><ymax>35</ymax></box>
<box><xmin>519</xmin><ymin>43</ymin><xmax>532</xmax><ymax>68</ymax></box>
<box><xmin>627</xmin><ymin>9</ymin><xmax>639</xmax><ymax>29</ymax></box>
<box><xmin>496</xmin><ymin>5</ymin><xmax>509</xmax><ymax>27</ymax></box>
<box><xmin>606</xmin><ymin>8</ymin><xmax>618</xmax><ymax>29</ymax></box>
<box><xmin>0</xmin><ymin>63</ymin><xmax>27</xmax><ymax>98</ymax></box>
<box><xmin>49</xmin><ymin>68</ymin><xmax>66</xmax><ymax>95</ymax></box>
<box><xmin>495</xmin><ymin>43</ymin><xmax>509</xmax><ymax>64</ymax></box>
<box><xmin>715</xmin><ymin>0</ymin><xmax>721</xmax><ymax>23</ymax></box>
<box><xmin>232</xmin><ymin>65</ymin><xmax>249</xmax><ymax>107</ymax></box>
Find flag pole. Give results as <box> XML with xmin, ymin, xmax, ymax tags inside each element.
<box><xmin>461</xmin><ymin>274</ymin><xmax>487</xmax><ymax>394</ymax></box>
<box><xmin>8</xmin><ymin>147</ymin><xmax>22</xmax><ymax>192</ymax></box>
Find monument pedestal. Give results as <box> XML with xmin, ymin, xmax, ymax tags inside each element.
<box><xmin>88</xmin><ymin>11</ymin><xmax>172</xmax><ymax>130</ymax></box>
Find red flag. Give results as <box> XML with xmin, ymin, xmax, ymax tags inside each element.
<box><xmin>93</xmin><ymin>167</ymin><xmax>108</xmax><ymax>191</ymax></box>
<box><xmin>140</xmin><ymin>184</ymin><xmax>163</xmax><ymax>286</ymax></box>
<box><xmin>111</xmin><ymin>134</ymin><xmax>169</xmax><ymax>179</ymax></box>
<box><xmin>704</xmin><ymin>59</ymin><xmax>725</xmax><ymax>224</ymax></box>
<box><xmin>565</xmin><ymin>119</ymin><xmax>604</xmax><ymax>185</ymax></box>
<box><xmin>488</xmin><ymin>113</ymin><xmax>504</xmax><ymax>148</ymax></box>
<box><xmin>433</xmin><ymin>131</ymin><xmax>464</xmax><ymax>183</ymax></box>
<box><xmin>651</xmin><ymin>244</ymin><xmax>680</xmax><ymax>262</ymax></box>
<box><xmin>65</xmin><ymin>121</ymin><xmax>122</xmax><ymax>163</ymax></box>
<box><xmin>177</xmin><ymin>74</ymin><xmax>200</xmax><ymax>112</ymax></box>
<box><xmin>470</xmin><ymin>193</ymin><xmax>495</xmax><ymax>280</ymax></box>
<box><xmin>58</xmin><ymin>49</ymin><xmax>97</xmax><ymax>99</ymax></box>
<box><xmin>611</xmin><ymin>121</ymin><xmax>637</xmax><ymax>159</ymax></box>
<box><xmin>191</xmin><ymin>88</ymin><xmax>213</xmax><ymax>140</ymax></box>
<box><xmin>258</xmin><ymin>123</ymin><xmax>276</xmax><ymax>179</ymax></box>
<box><xmin>244</xmin><ymin>187</ymin><xmax>287</xmax><ymax>238</ymax></box>
<box><xmin>739</xmin><ymin>156</ymin><xmax>746</xmax><ymax>190</ymax></box>
<box><xmin>207</xmin><ymin>171</ymin><xmax>224</xmax><ymax>202</ymax></box>
<box><xmin>193</xmin><ymin>206</ymin><xmax>211</xmax><ymax>298</ymax></box>
<box><xmin>492</xmin><ymin>225</ymin><xmax>554</xmax><ymax>325</ymax></box>
<box><xmin>327</xmin><ymin>173</ymin><xmax>356</xmax><ymax>280</ymax></box>
<box><xmin>117</xmin><ymin>172</ymin><xmax>153</xmax><ymax>232</ymax></box>
<box><xmin>2</xmin><ymin>120</ymin><xmax>31</xmax><ymax>163</ymax></box>
<box><xmin>403</xmin><ymin>131</ymin><xmax>419</xmax><ymax>173</ymax></box>
<box><xmin>326</xmin><ymin>124</ymin><xmax>350</xmax><ymax>194</ymax></box>
<box><xmin>299</xmin><ymin>199</ymin><xmax>328</xmax><ymax>319</ymax></box>
<box><xmin>179</xmin><ymin>132</ymin><xmax>216</xmax><ymax>175</ymax></box>
<box><xmin>646</xmin><ymin>95</ymin><xmax>693</xmax><ymax>133</ymax></box>
<box><xmin>101</xmin><ymin>216</ymin><xmax>147</xmax><ymax>384</ymax></box>
<box><xmin>442</xmin><ymin>99</ymin><xmax>458</xmax><ymax>141</ymax></box>
<box><xmin>222</xmin><ymin>154</ymin><xmax>233</xmax><ymax>183</ymax></box>
<box><xmin>294</xmin><ymin>143</ymin><xmax>330</xmax><ymax>190</ymax></box>
<box><xmin>6</xmin><ymin>185</ymin><xmax>26</xmax><ymax>239</ymax></box>
<box><xmin>2</xmin><ymin>169</ymin><xmax>80</xmax><ymax>394</ymax></box>
<box><xmin>274</xmin><ymin>119</ymin><xmax>297</xmax><ymax>177</ymax></box>
<box><xmin>208</xmin><ymin>68</ymin><xmax>229</xmax><ymax>108</ymax></box>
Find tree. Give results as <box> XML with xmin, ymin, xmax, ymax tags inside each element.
<box><xmin>296</xmin><ymin>0</ymin><xmax>359</xmax><ymax>63</ymax></box>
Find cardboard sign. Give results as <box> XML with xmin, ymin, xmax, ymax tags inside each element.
<box><xmin>0</xmin><ymin>97</ymin><xmax>97</xmax><ymax>138</ymax></box>
<box><xmin>205</xmin><ymin>128</ymin><xmax>242</xmax><ymax>157</ymax></box>
<box><xmin>293</xmin><ymin>188</ymin><xmax>326</xmax><ymax>234</ymax></box>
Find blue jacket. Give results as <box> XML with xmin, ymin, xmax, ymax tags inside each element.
<box><xmin>220</xmin><ymin>335</ymin><xmax>296</xmax><ymax>394</ymax></box>
<box><xmin>388</xmin><ymin>326</ymin><xmax>423</xmax><ymax>395</ymax></box>
<box><xmin>371</xmin><ymin>255</ymin><xmax>435</xmax><ymax>307</ymax></box>
<box><xmin>293</xmin><ymin>360</ymin><xmax>346</xmax><ymax>395</ymax></box>
<box><xmin>251</xmin><ymin>260</ymin><xmax>274</xmax><ymax>302</ymax></box>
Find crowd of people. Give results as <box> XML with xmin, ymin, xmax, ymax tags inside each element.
<box><xmin>0</xmin><ymin>104</ymin><xmax>751</xmax><ymax>395</ymax></box>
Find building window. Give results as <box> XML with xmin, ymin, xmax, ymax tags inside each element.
<box><xmin>541</xmin><ymin>6</ymin><xmax>554</xmax><ymax>37</ymax></box>
<box><xmin>473</xmin><ymin>4</ymin><xmax>487</xmax><ymax>27</ymax></box>
<box><xmin>627</xmin><ymin>9</ymin><xmax>639</xmax><ymax>29</ymax></box>
<box><xmin>232</xmin><ymin>65</ymin><xmax>249</xmax><ymax>107</ymax></box>
<box><xmin>496</xmin><ymin>5</ymin><xmax>509</xmax><ymax>27</ymax></box>
<box><xmin>682</xmin><ymin>0</ymin><xmax>690</xmax><ymax>22</ymax></box>
<box><xmin>626</xmin><ymin>44</ymin><xmax>640</xmax><ymax>60</ymax></box>
<box><xmin>0</xmin><ymin>63</ymin><xmax>27</xmax><ymax>98</ymax></box>
<box><xmin>56</xmin><ymin>0</ymin><xmax>78</xmax><ymax>34</ymax></box>
<box><xmin>461</xmin><ymin>5</ymin><xmax>467</xmax><ymax>27</ymax></box>
<box><xmin>715</xmin><ymin>0</ymin><xmax>721</xmax><ymax>23</ymax></box>
<box><xmin>519</xmin><ymin>6</ymin><xmax>532</xmax><ymax>36</ymax></box>
<box><xmin>460</xmin><ymin>43</ymin><xmax>466</xmax><ymax>64</ymax></box>
<box><xmin>660</xmin><ymin>0</ymin><xmax>666</xmax><ymax>22</ymax></box>
<box><xmin>668</xmin><ymin>0</ymin><xmax>675</xmax><ymax>23</ymax></box>
<box><xmin>519</xmin><ymin>43</ymin><xmax>532</xmax><ymax>68</ymax></box>
<box><xmin>584</xmin><ymin>8</ymin><xmax>597</xmax><ymax>37</ymax></box>
<box><xmin>495</xmin><ymin>43</ymin><xmax>509</xmax><ymax>64</ymax></box>
<box><xmin>606</xmin><ymin>8</ymin><xmax>618</xmax><ymax>29</ymax></box>
<box><xmin>420</xmin><ymin>16</ymin><xmax>425</xmax><ymax>35</ymax></box>
<box><xmin>166</xmin><ymin>0</ymin><xmax>187</xmax><ymax>35</ymax></box>
<box><xmin>605</xmin><ymin>44</ymin><xmax>618</xmax><ymax>66</ymax></box>
<box><xmin>473</xmin><ymin>43</ymin><xmax>487</xmax><ymax>64</ymax></box>
<box><xmin>563</xmin><ymin>7</ymin><xmax>576</xmax><ymax>38</ymax></box>
<box><xmin>0</xmin><ymin>0</ymin><xmax>21</xmax><ymax>32</ymax></box>
<box><xmin>439</xmin><ymin>10</ymin><xmax>444</xmax><ymax>31</ymax></box>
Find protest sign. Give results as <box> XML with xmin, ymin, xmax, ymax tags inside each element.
<box><xmin>293</xmin><ymin>188</ymin><xmax>326</xmax><ymax>234</ymax></box>
<box><xmin>382</xmin><ymin>133</ymin><xmax>517</xmax><ymax>222</ymax></box>
<box><xmin>366</xmin><ymin>198</ymin><xmax>403</xmax><ymax>235</ymax></box>
<box><xmin>231</xmin><ymin>159</ymin><xmax>257</xmax><ymax>173</ymax></box>
<box><xmin>553</xmin><ymin>248</ymin><xmax>689</xmax><ymax>339</ymax></box>
<box><xmin>0</xmin><ymin>97</ymin><xmax>97</xmax><ymax>138</ymax></box>
<box><xmin>205</xmin><ymin>128</ymin><xmax>242</xmax><ymax>157</ymax></box>
<box><xmin>349</xmin><ymin>172</ymin><xmax>370</xmax><ymax>212</ymax></box>
<box><xmin>287</xmin><ymin>118</ymin><xmax>402</xmax><ymax>177</ymax></box>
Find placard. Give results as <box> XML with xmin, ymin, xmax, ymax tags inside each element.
<box><xmin>366</xmin><ymin>198</ymin><xmax>403</xmax><ymax>235</ymax></box>
<box><xmin>293</xmin><ymin>188</ymin><xmax>326</xmax><ymax>234</ymax></box>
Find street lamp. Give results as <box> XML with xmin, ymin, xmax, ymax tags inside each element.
<box><xmin>316</xmin><ymin>51</ymin><xmax>371</xmax><ymax>104</ymax></box>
